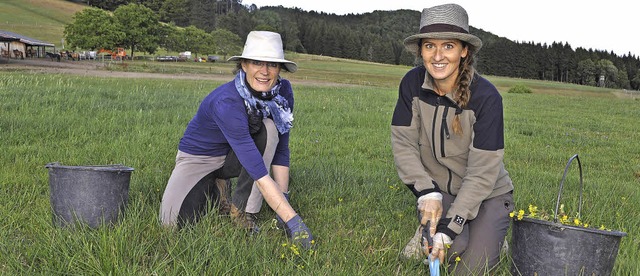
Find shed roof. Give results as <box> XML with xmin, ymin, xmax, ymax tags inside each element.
<box><xmin>0</xmin><ymin>30</ymin><xmax>55</xmax><ymax>46</ymax></box>
<box><xmin>0</xmin><ymin>33</ymin><xmax>20</xmax><ymax>43</ymax></box>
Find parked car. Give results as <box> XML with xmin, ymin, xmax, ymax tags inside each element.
<box><xmin>81</xmin><ymin>51</ymin><xmax>96</xmax><ymax>60</ymax></box>
<box><xmin>179</xmin><ymin>51</ymin><xmax>191</xmax><ymax>59</ymax></box>
<box><xmin>155</xmin><ymin>56</ymin><xmax>178</xmax><ymax>62</ymax></box>
<box><xmin>207</xmin><ymin>55</ymin><xmax>220</xmax><ymax>62</ymax></box>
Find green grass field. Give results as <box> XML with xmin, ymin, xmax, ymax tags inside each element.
<box><xmin>0</xmin><ymin>57</ymin><xmax>639</xmax><ymax>275</ymax></box>
<box><xmin>2</xmin><ymin>0</ymin><xmax>639</xmax><ymax>273</ymax></box>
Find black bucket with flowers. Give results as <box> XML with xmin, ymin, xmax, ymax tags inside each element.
<box><xmin>510</xmin><ymin>154</ymin><xmax>626</xmax><ymax>276</ymax></box>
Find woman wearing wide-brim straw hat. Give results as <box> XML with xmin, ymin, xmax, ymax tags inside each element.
<box><xmin>160</xmin><ymin>31</ymin><xmax>314</xmax><ymax>249</ymax></box>
<box><xmin>391</xmin><ymin>3</ymin><xmax>514</xmax><ymax>274</ymax></box>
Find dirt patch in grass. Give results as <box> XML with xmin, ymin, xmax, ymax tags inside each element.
<box><xmin>0</xmin><ymin>57</ymin><xmax>360</xmax><ymax>87</ymax></box>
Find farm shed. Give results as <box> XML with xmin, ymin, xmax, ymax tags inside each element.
<box><xmin>0</xmin><ymin>30</ymin><xmax>55</xmax><ymax>59</ymax></box>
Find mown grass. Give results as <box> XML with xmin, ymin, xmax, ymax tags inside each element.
<box><xmin>0</xmin><ymin>62</ymin><xmax>638</xmax><ymax>275</ymax></box>
<box><xmin>100</xmin><ymin>53</ymin><xmax>411</xmax><ymax>89</ymax></box>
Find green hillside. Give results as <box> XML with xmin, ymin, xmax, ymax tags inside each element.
<box><xmin>0</xmin><ymin>0</ymin><xmax>86</xmax><ymax>47</ymax></box>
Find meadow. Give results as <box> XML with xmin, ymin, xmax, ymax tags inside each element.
<box><xmin>0</xmin><ymin>57</ymin><xmax>639</xmax><ymax>275</ymax></box>
<box><xmin>0</xmin><ymin>0</ymin><xmax>83</xmax><ymax>47</ymax></box>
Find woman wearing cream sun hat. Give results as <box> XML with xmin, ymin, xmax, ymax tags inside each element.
<box><xmin>228</xmin><ymin>31</ymin><xmax>298</xmax><ymax>72</ymax></box>
<box><xmin>391</xmin><ymin>3</ymin><xmax>514</xmax><ymax>274</ymax></box>
<box><xmin>160</xmin><ymin>31</ymin><xmax>314</xmax><ymax>249</ymax></box>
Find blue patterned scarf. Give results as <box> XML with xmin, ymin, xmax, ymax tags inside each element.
<box><xmin>234</xmin><ymin>70</ymin><xmax>293</xmax><ymax>134</ymax></box>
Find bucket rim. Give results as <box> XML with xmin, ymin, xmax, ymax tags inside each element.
<box><xmin>45</xmin><ymin>162</ymin><xmax>134</xmax><ymax>172</ymax></box>
<box><xmin>515</xmin><ymin>216</ymin><xmax>627</xmax><ymax>237</ymax></box>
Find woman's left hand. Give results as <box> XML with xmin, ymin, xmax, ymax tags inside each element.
<box><xmin>430</xmin><ymin>232</ymin><xmax>452</xmax><ymax>263</ymax></box>
<box><xmin>285</xmin><ymin>215</ymin><xmax>315</xmax><ymax>249</ymax></box>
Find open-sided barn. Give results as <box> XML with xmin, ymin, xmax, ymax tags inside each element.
<box><xmin>0</xmin><ymin>30</ymin><xmax>55</xmax><ymax>59</ymax></box>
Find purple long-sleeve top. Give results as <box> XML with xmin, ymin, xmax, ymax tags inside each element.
<box><xmin>178</xmin><ymin>79</ymin><xmax>293</xmax><ymax>180</ymax></box>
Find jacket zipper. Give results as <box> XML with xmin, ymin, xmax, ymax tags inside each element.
<box><xmin>441</xmin><ymin>106</ymin><xmax>450</xmax><ymax>157</ymax></box>
<box><xmin>430</xmin><ymin>98</ymin><xmax>439</xmax><ymax>159</ymax></box>
<box><xmin>447</xmin><ymin>169</ymin><xmax>453</xmax><ymax>194</ymax></box>
<box><xmin>431</xmin><ymin>96</ymin><xmax>453</xmax><ymax>194</ymax></box>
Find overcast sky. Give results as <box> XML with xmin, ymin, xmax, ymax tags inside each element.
<box><xmin>247</xmin><ymin>0</ymin><xmax>639</xmax><ymax>57</ymax></box>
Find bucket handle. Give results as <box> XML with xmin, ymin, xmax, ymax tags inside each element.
<box><xmin>552</xmin><ymin>154</ymin><xmax>583</xmax><ymax>223</ymax></box>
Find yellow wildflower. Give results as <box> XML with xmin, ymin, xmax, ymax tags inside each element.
<box><xmin>455</xmin><ymin>256</ymin><xmax>461</xmax><ymax>263</ymax></box>
<box><xmin>289</xmin><ymin>244</ymin><xmax>300</xmax><ymax>256</ymax></box>
<box><xmin>528</xmin><ymin>204</ymin><xmax>538</xmax><ymax>217</ymax></box>
<box><xmin>515</xmin><ymin>203</ymin><xmax>607</xmax><ymax>231</ymax></box>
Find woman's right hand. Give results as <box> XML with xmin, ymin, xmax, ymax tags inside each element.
<box><xmin>417</xmin><ymin>192</ymin><xmax>443</xmax><ymax>237</ymax></box>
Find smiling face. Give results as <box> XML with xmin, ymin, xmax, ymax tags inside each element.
<box><xmin>241</xmin><ymin>59</ymin><xmax>281</xmax><ymax>92</ymax></box>
<box><xmin>420</xmin><ymin>38</ymin><xmax>468</xmax><ymax>93</ymax></box>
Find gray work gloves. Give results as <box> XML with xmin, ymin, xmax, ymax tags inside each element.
<box><xmin>285</xmin><ymin>215</ymin><xmax>314</xmax><ymax>249</ymax></box>
<box><xmin>418</xmin><ymin>192</ymin><xmax>454</xmax><ymax>262</ymax></box>
<box><xmin>430</xmin><ymin>232</ymin><xmax>452</xmax><ymax>262</ymax></box>
<box><xmin>418</xmin><ymin>192</ymin><xmax>443</xmax><ymax>237</ymax></box>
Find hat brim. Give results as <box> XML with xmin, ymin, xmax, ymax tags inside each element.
<box><xmin>227</xmin><ymin>55</ymin><xmax>298</xmax><ymax>73</ymax></box>
<box><xmin>403</xmin><ymin>32</ymin><xmax>483</xmax><ymax>56</ymax></box>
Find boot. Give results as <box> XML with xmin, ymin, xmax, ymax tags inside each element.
<box><xmin>230</xmin><ymin>204</ymin><xmax>259</xmax><ymax>234</ymax></box>
<box><xmin>215</xmin><ymin>178</ymin><xmax>231</xmax><ymax>215</ymax></box>
<box><xmin>402</xmin><ymin>225</ymin><xmax>424</xmax><ymax>260</ymax></box>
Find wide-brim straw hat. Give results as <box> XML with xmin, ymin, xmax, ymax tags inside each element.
<box><xmin>228</xmin><ymin>31</ymin><xmax>297</xmax><ymax>73</ymax></box>
<box><xmin>403</xmin><ymin>3</ymin><xmax>483</xmax><ymax>56</ymax></box>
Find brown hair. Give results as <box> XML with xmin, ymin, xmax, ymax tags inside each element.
<box><xmin>232</xmin><ymin>61</ymin><xmax>243</xmax><ymax>74</ymax></box>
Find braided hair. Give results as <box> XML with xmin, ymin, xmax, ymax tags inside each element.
<box><xmin>451</xmin><ymin>43</ymin><xmax>476</xmax><ymax>135</ymax></box>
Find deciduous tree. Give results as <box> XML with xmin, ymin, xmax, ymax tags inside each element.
<box><xmin>113</xmin><ymin>3</ymin><xmax>160</xmax><ymax>57</ymax></box>
<box><xmin>183</xmin><ymin>26</ymin><xmax>215</xmax><ymax>58</ymax></box>
<box><xmin>210</xmin><ymin>29</ymin><xmax>241</xmax><ymax>60</ymax></box>
<box><xmin>63</xmin><ymin>7</ymin><xmax>124</xmax><ymax>51</ymax></box>
<box><xmin>577</xmin><ymin>59</ymin><xmax>597</xmax><ymax>86</ymax></box>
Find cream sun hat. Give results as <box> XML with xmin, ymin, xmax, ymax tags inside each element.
<box><xmin>403</xmin><ymin>3</ymin><xmax>483</xmax><ymax>56</ymax></box>
<box><xmin>228</xmin><ymin>31</ymin><xmax>297</xmax><ymax>73</ymax></box>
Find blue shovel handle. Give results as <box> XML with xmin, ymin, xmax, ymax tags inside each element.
<box><xmin>429</xmin><ymin>255</ymin><xmax>441</xmax><ymax>276</ymax></box>
<box><xmin>423</xmin><ymin>222</ymin><xmax>440</xmax><ymax>276</ymax></box>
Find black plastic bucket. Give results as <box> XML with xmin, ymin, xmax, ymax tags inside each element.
<box><xmin>45</xmin><ymin>162</ymin><xmax>134</xmax><ymax>228</ymax></box>
<box><xmin>511</xmin><ymin>217</ymin><xmax>626</xmax><ymax>275</ymax></box>
<box><xmin>510</xmin><ymin>155</ymin><xmax>626</xmax><ymax>275</ymax></box>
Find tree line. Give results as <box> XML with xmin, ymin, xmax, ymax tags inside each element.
<box><xmin>65</xmin><ymin>0</ymin><xmax>640</xmax><ymax>90</ymax></box>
